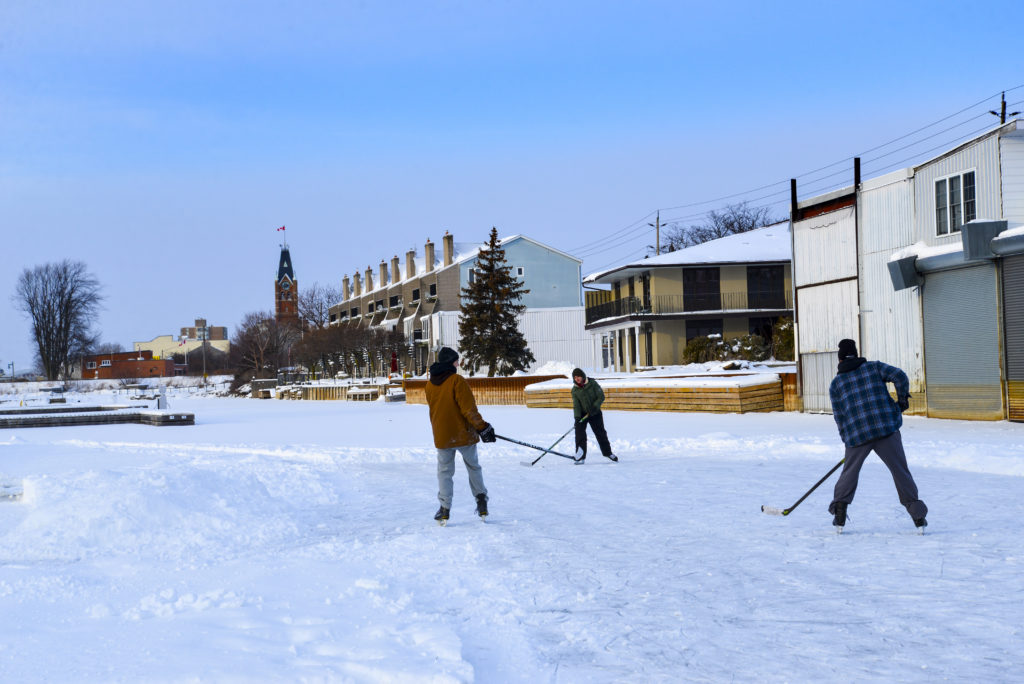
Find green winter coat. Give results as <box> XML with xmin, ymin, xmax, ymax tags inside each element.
<box><xmin>571</xmin><ymin>376</ymin><xmax>605</xmax><ymax>421</ymax></box>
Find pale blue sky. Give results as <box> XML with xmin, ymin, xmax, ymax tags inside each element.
<box><xmin>2</xmin><ymin>1</ymin><xmax>1021</xmax><ymax>372</ymax></box>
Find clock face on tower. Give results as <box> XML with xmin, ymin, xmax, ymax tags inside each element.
<box><xmin>280</xmin><ymin>280</ymin><xmax>291</xmax><ymax>291</ymax></box>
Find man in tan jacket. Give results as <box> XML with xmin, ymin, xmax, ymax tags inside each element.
<box><xmin>425</xmin><ymin>347</ymin><xmax>495</xmax><ymax>525</ymax></box>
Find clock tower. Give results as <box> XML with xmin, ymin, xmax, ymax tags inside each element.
<box><xmin>275</xmin><ymin>240</ymin><xmax>299</xmax><ymax>327</ymax></box>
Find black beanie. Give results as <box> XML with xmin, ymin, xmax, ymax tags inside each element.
<box><xmin>438</xmin><ymin>347</ymin><xmax>459</xmax><ymax>365</ymax></box>
<box><xmin>838</xmin><ymin>339</ymin><xmax>858</xmax><ymax>360</ymax></box>
<box><xmin>572</xmin><ymin>368</ymin><xmax>585</xmax><ymax>380</ymax></box>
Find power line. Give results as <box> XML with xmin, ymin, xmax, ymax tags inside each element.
<box><xmin>568</xmin><ymin>85</ymin><xmax>1024</xmax><ymax>263</ymax></box>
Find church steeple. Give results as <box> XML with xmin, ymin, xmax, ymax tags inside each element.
<box><xmin>277</xmin><ymin>246</ymin><xmax>294</xmax><ymax>282</ymax></box>
<box><xmin>275</xmin><ymin>229</ymin><xmax>299</xmax><ymax>326</ymax></box>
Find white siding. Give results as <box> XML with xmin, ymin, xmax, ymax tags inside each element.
<box><xmin>793</xmin><ymin>205</ymin><xmax>857</xmax><ymax>287</ymax></box>
<box><xmin>428</xmin><ymin>307</ymin><xmax>598</xmax><ymax>371</ymax></box>
<box><xmin>1001</xmin><ymin>132</ymin><xmax>1024</xmax><ymax>223</ymax></box>
<box><xmin>914</xmin><ymin>133</ymin><xmax>1002</xmax><ymax>244</ymax></box>
<box><xmin>796</xmin><ymin>280</ymin><xmax>859</xmax><ymax>353</ymax></box>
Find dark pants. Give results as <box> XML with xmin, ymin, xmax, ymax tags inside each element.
<box><xmin>832</xmin><ymin>430</ymin><xmax>927</xmax><ymax>520</ymax></box>
<box><xmin>575</xmin><ymin>411</ymin><xmax>612</xmax><ymax>458</ymax></box>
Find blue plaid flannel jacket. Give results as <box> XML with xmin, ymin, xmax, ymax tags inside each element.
<box><xmin>829</xmin><ymin>360</ymin><xmax>908</xmax><ymax>447</ymax></box>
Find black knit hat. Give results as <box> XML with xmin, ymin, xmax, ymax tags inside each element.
<box><xmin>838</xmin><ymin>339</ymin><xmax>858</xmax><ymax>360</ymax></box>
<box><xmin>571</xmin><ymin>368</ymin><xmax>586</xmax><ymax>380</ymax></box>
<box><xmin>438</xmin><ymin>347</ymin><xmax>459</xmax><ymax>365</ymax></box>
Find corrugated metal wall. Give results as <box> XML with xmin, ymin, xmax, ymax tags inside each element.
<box><xmin>1003</xmin><ymin>255</ymin><xmax>1024</xmax><ymax>422</ymax></box>
<box><xmin>793</xmin><ymin>205</ymin><xmax>859</xmax><ymax>413</ymax></box>
<box><xmin>857</xmin><ymin>172</ymin><xmax>924</xmax><ymax>393</ymax></box>
<box><xmin>801</xmin><ymin>352</ymin><xmax>838</xmax><ymax>413</ymax></box>
<box><xmin>914</xmin><ymin>133</ymin><xmax>1002</xmax><ymax>240</ymax></box>
<box><xmin>793</xmin><ymin>206</ymin><xmax>857</xmax><ymax>287</ymax></box>
<box><xmin>923</xmin><ymin>264</ymin><xmax>1004</xmax><ymax>420</ymax></box>
<box><xmin>1002</xmin><ymin>133</ymin><xmax>1024</xmax><ymax>222</ymax></box>
<box><xmin>797</xmin><ymin>280</ymin><xmax>859</xmax><ymax>353</ymax></box>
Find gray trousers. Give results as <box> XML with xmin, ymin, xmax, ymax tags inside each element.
<box><xmin>437</xmin><ymin>443</ymin><xmax>487</xmax><ymax>509</ymax></box>
<box><xmin>832</xmin><ymin>430</ymin><xmax>927</xmax><ymax>520</ymax></box>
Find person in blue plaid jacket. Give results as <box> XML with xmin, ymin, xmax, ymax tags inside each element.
<box><xmin>828</xmin><ymin>339</ymin><xmax>928</xmax><ymax>532</ymax></box>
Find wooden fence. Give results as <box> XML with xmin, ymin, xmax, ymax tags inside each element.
<box><xmin>404</xmin><ymin>375</ymin><xmax>567</xmax><ymax>405</ymax></box>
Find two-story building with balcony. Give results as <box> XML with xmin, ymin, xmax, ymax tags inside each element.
<box><xmin>329</xmin><ymin>231</ymin><xmax>596</xmax><ymax>373</ymax></box>
<box><xmin>583</xmin><ymin>222</ymin><xmax>793</xmax><ymax>371</ymax></box>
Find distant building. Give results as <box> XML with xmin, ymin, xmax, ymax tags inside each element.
<box><xmin>275</xmin><ymin>241</ymin><xmax>299</xmax><ymax>327</ymax></box>
<box><xmin>329</xmin><ymin>231</ymin><xmax>597</xmax><ymax>373</ymax></box>
<box><xmin>583</xmin><ymin>223</ymin><xmax>793</xmax><ymax>371</ymax></box>
<box><xmin>82</xmin><ymin>350</ymin><xmax>175</xmax><ymax>380</ymax></box>
<box><xmin>134</xmin><ymin>318</ymin><xmax>230</xmax><ymax>359</ymax></box>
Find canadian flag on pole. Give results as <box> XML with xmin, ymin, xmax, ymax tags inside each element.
<box><xmin>277</xmin><ymin>226</ymin><xmax>286</xmax><ymax>232</ymax></box>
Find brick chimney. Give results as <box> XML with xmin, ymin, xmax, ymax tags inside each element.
<box><xmin>442</xmin><ymin>231</ymin><xmax>454</xmax><ymax>267</ymax></box>
<box><xmin>342</xmin><ymin>275</ymin><xmax>351</xmax><ymax>301</ymax></box>
<box><xmin>425</xmin><ymin>239</ymin><xmax>435</xmax><ymax>273</ymax></box>
<box><xmin>391</xmin><ymin>255</ymin><xmax>400</xmax><ymax>284</ymax></box>
<box><xmin>406</xmin><ymin>248</ymin><xmax>416</xmax><ymax>279</ymax></box>
<box><xmin>353</xmin><ymin>272</ymin><xmax>362</xmax><ymax>296</ymax></box>
<box><xmin>379</xmin><ymin>260</ymin><xmax>389</xmax><ymax>287</ymax></box>
<box><xmin>365</xmin><ymin>266</ymin><xmax>374</xmax><ymax>292</ymax></box>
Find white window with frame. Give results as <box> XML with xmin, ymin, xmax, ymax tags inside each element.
<box><xmin>100</xmin><ymin>360</ymin><xmax>112</xmax><ymax>367</ymax></box>
<box><xmin>86</xmin><ymin>361</ymin><xmax>97</xmax><ymax>369</ymax></box>
<box><xmin>935</xmin><ymin>170</ymin><xmax>976</xmax><ymax>235</ymax></box>
<box><xmin>515</xmin><ymin>266</ymin><xmax>525</xmax><ymax>278</ymax></box>
<box><xmin>468</xmin><ymin>269</ymin><xmax>476</xmax><ymax>284</ymax></box>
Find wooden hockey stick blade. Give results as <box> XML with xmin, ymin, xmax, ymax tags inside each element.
<box><xmin>760</xmin><ymin>505</ymin><xmax>789</xmax><ymax>516</ymax></box>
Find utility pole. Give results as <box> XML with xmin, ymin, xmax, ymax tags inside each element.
<box><xmin>648</xmin><ymin>211</ymin><xmax>662</xmax><ymax>255</ymax></box>
<box><xmin>989</xmin><ymin>91</ymin><xmax>1021</xmax><ymax>125</ymax></box>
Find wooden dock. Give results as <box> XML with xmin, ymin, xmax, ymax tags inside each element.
<box><xmin>0</xmin><ymin>405</ymin><xmax>195</xmax><ymax>429</ymax></box>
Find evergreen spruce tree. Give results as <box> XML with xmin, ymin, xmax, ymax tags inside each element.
<box><xmin>458</xmin><ymin>228</ymin><xmax>536</xmax><ymax>376</ymax></box>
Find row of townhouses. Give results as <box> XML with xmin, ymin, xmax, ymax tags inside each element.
<box><xmin>327</xmin><ymin>232</ymin><xmax>596</xmax><ymax>373</ymax></box>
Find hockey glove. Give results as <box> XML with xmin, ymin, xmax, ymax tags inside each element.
<box><xmin>479</xmin><ymin>423</ymin><xmax>496</xmax><ymax>443</ymax></box>
<box><xmin>897</xmin><ymin>394</ymin><xmax>911</xmax><ymax>412</ymax></box>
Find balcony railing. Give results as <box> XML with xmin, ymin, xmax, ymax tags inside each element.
<box><xmin>585</xmin><ymin>290</ymin><xmax>792</xmax><ymax>325</ymax></box>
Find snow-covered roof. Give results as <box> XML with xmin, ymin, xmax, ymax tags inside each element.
<box><xmin>585</xmin><ymin>222</ymin><xmax>791</xmax><ymax>284</ymax></box>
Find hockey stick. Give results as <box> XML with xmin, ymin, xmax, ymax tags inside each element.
<box><xmin>521</xmin><ymin>415</ymin><xmax>588</xmax><ymax>467</ymax></box>
<box><xmin>496</xmin><ymin>434</ymin><xmax>578</xmax><ymax>462</ymax></box>
<box><xmin>761</xmin><ymin>458</ymin><xmax>845</xmax><ymax>516</ymax></box>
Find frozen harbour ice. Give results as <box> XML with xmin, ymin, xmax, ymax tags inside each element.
<box><xmin>1</xmin><ymin>393</ymin><xmax>1022</xmax><ymax>682</ymax></box>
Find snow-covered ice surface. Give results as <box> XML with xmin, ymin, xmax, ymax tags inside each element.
<box><xmin>1</xmin><ymin>395</ymin><xmax>1022</xmax><ymax>682</ymax></box>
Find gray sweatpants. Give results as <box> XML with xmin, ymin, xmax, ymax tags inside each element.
<box><xmin>436</xmin><ymin>443</ymin><xmax>487</xmax><ymax>509</ymax></box>
<box><xmin>832</xmin><ymin>430</ymin><xmax>927</xmax><ymax>520</ymax></box>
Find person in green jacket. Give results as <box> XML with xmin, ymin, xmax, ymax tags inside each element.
<box><xmin>571</xmin><ymin>368</ymin><xmax>618</xmax><ymax>463</ymax></box>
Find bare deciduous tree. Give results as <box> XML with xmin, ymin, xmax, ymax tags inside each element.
<box><xmin>14</xmin><ymin>260</ymin><xmax>103</xmax><ymax>380</ymax></box>
<box><xmin>656</xmin><ymin>202</ymin><xmax>780</xmax><ymax>253</ymax></box>
<box><xmin>229</xmin><ymin>311</ymin><xmax>299</xmax><ymax>383</ymax></box>
<box><xmin>94</xmin><ymin>342</ymin><xmax>125</xmax><ymax>355</ymax></box>
<box><xmin>297</xmin><ymin>282</ymin><xmax>342</xmax><ymax>330</ymax></box>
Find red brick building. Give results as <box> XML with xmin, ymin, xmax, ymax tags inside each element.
<box><xmin>82</xmin><ymin>350</ymin><xmax>175</xmax><ymax>380</ymax></box>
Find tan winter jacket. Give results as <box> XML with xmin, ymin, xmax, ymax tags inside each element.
<box><xmin>425</xmin><ymin>372</ymin><xmax>488</xmax><ymax>449</ymax></box>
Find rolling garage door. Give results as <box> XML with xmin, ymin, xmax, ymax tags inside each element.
<box><xmin>923</xmin><ymin>264</ymin><xmax>1003</xmax><ymax>420</ymax></box>
<box><xmin>1004</xmin><ymin>255</ymin><xmax>1024</xmax><ymax>422</ymax></box>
